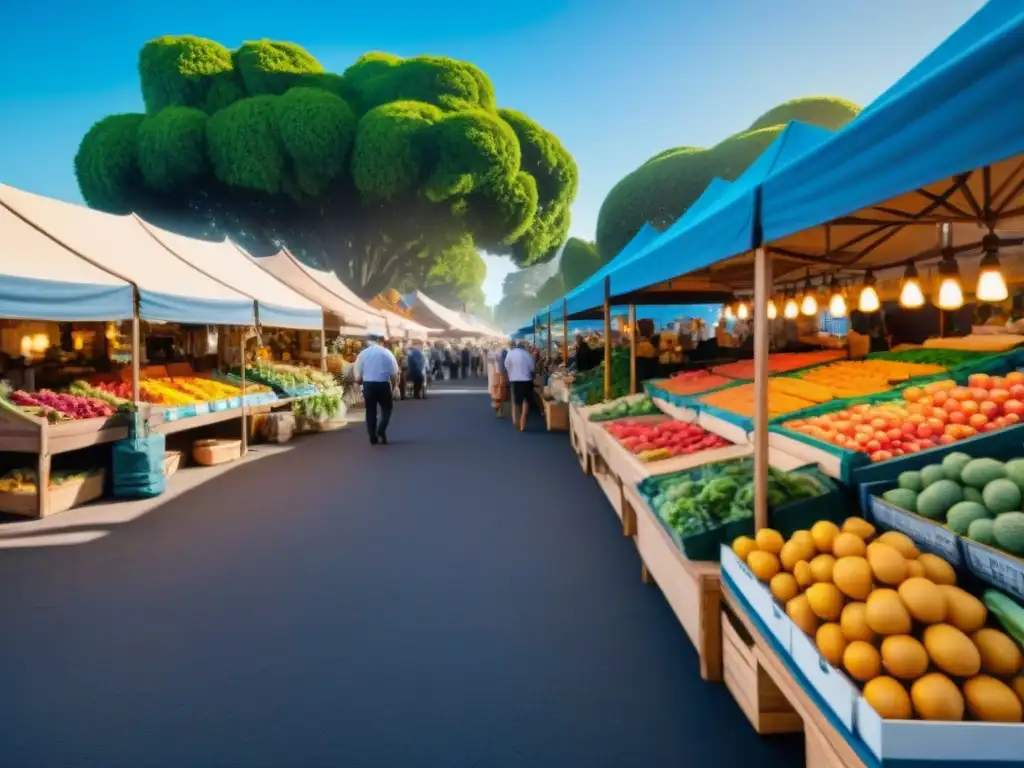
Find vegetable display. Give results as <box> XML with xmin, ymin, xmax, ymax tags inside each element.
<box><xmin>241</xmin><ymin>362</ymin><xmax>333</xmax><ymax>396</ymax></box>
<box><xmin>868</xmin><ymin>349</ymin><xmax>992</xmax><ymax>367</ymax></box>
<box><xmin>69</xmin><ymin>381</ymin><xmax>133</xmax><ymax>412</ymax></box>
<box><xmin>784</xmin><ymin>373</ymin><xmax>1024</xmax><ymax>463</ymax></box>
<box><xmin>640</xmin><ymin>458</ymin><xmax>828</xmax><ymax>537</ymax></box>
<box><xmin>571</xmin><ymin>349</ymin><xmax>630</xmax><ymax>405</ymax></box>
<box><xmin>135</xmin><ymin>377</ymin><xmax>243</xmax><ymax>406</ymax></box>
<box><xmin>733</xmin><ymin>519</ymin><xmax>1024</xmax><ymax>722</ymax></box>
<box><xmin>589</xmin><ymin>396</ymin><xmax>659</xmax><ymax>422</ymax></box>
<box><xmin>604</xmin><ymin>418</ymin><xmax>729</xmax><ymax>462</ymax></box>
<box><xmin>881</xmin><ymin>452</ymin><xmax>1024</xmax><ymax>557</ymax></box>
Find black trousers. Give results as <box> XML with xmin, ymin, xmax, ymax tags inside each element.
<box><xmin>410</xmin><ymin>372</ymin><xmax>425</xmax><ymax>399</ymax></box>
<box><xmin>362</xmin><ymin>382</ymin><xmax>393</xmax><ymax>438</ymax></box>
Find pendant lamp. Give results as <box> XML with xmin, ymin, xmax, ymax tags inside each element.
<box><xmin>800</xmin><ymin>273</ymin><xmax>818</xmax><ymax>316</ymax></box>
<box><xmin>784</xmin><ymin>288</ymin><xmax>799</xmax><ymax>319</ymax></box>
<box><xmin>859</xmin><ymin>270</ymin><xmax>880</xmax><ymax>313</ymax></box>
<box><xmin>766</xmin><ymin>298</ymin><xmax>778</xmax><ymax>320</ymax></box>
<box><xmin>936</xmin><ymin>224</ymin><xmax>964</xmax><ymax>310</ymax></box>
<box><xmin>899</xmin><ymin>263</ymin><xmax>925</xmax><ymax>309</ymax></box>
<box><xmin>724</xmin><ymin>304</ymin><xmax>734</xmax><ymax>320</ymax></box>
<box><xmin>977</xmin><ymin>233</ymin><xmax>1009</xmax><ymax>302</ymax></box>
<box><xmin>825</xmin><ymin>277</ymin><xmax>846</xmax><ymax>318</ymax></box>
<box><xmin>737</xmin><ymin>301</ymin><xmax>749</xmax><ymax>320</ymax></box>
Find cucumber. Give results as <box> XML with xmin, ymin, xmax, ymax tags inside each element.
<box><xmin>983</xmin><ymin>589</ymin><xmax>1024</xmax><ymax>647</ymax></box>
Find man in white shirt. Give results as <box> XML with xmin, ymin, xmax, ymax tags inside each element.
<box><xmin>504</xmin><ymin>341</ymin><xmax>537</xmax><ymax>431</ymax></box>
<box><xmin>353</xmin><ymin>335</ymin><xmax>400</xmax><ymax>445</ymax></box>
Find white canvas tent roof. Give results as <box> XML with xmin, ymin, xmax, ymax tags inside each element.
<box><xmin>0</xmin><ymin>185</ymin><xmax>254</xmax><ymax>326</ymax></box>
<box><xmin>0</xmin><ymin>203</ymin><xmax>134</xmax><ymax>321</ymax></box>
<box><xmin>379</xmin><ymin>309</ymin><xmax>433</xmax><ymax>340</ymax></box>
<box><xmin>250</xmin><ymin>251</ymin><xmax>387</xmax><ymax>336</ymax></box>
<box><xmin>138</xmin><ymin>219</ymin><xmax>323</xmax><ymax>331</ymax></box>
<box><xmin>407</xmin><ymin>291</ymin><xmax>480</xmax><ymax>335</ymax></box>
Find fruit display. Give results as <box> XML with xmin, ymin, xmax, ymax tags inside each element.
<box><xmin>869</xmin><ymin>348</ymin><xmax>994</xmax><ymax>368</ymax></box>
<box><xmin>710</xmin><ymin>350</ymin><xmax>846</xmax><ymax>380</ymax></box>
<box><xmin>1</xmin><ymin>385</ymin><xmax>116</xmax><ymax>422</ymax></box>
<box><xmin>0</xmin><ymin>467</ymin><xmax>102</xmax><ymax>492</ymax></box>
<box><xmin>604</xmin><ymin>418</ymin><xmax>730</xmax><ymax>462</ymax></box>
<box><xmin>641</xmin><ymin>457</ymin><xmax>832</xmax><ymax>543</ymax></box>
<box><xmin>783</xmin><ymin>373</ymin><xmax>1024</xmax><ymax>463</ymax></box>
<box><xmin>880</xmin><ymin>452</ymin><xmax>1024</xmax><ymax>558</ymax></box>
<box><xmin>793</xmin><ymin>359</ymin><xmax>947</xmax><ymax>398</ymax></box>
<box><xmin>589</xmin><ymin>396</ymin><xmax>659</xmax><ymax>422</ymax></box>
<box><xmin>698</xmin><ymin>379</ymin><xmax>829</xmax><ymax>419</ymax></box>
<box><xmin>137</xmin><ymin>377</ymin><xmax>244</xmax><ymax>407</ymax></box>
<box><xmin>650</xmin><ymin>370</ymin><xmax>736</xmax><ymax>397</ymax></box>
<box><xmin>733</xmin><ymin>518</ymin><xmax>1024</xmax><ymax>722</ymax></box>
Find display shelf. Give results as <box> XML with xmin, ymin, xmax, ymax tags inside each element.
<box><xmin>569</xmin><ymin>401</ymin><xmax>599</xmax><ymax>474</ymax></box>
<box><xmin>721</xmin><ymin>584</ymin><xmax>869</xmax><ymax>768</ymax></box>
<box><xmin>624</xmin><ymin>481</ymin><xmax>722</xmax><ymax>681</ymax></box>
<box><xmin>151</xmin><ymin>405</ymin><xmax>245</xmax><ymax>436</ymax></box>
<box><xmin>0</xmin><ymin>409</ymin><xmax>131</xmax><ymax>455</ymax></box>
<box><xmin>650</xmin><ymin>396</ymin><xmax>750</xmax><ymax>445</ymax></box>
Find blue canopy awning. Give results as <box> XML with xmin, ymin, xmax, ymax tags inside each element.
<box><xmin>607</xmin><ymin>120</ymin><xmax>835</xmax><ymax>297</ymax></box>
<box><xmin>762</xmin><ymin>1</ymin><xmax>1024</xmax><ymax>275</ymax></box>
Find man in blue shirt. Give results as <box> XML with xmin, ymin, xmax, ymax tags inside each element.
<box><xmin>353</xmin><ymin>335</ymin><xmax>401</xmax><ymax>445</ymax></box>
<box><xmin>406</xmin><ymin>341</ymin><xmax>427</xmax><ymax>400</ymax></box>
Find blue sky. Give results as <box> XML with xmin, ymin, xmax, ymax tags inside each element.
<box><xmin>1</xmin><ymin>0</ymin><xmax>983</xmax><ymax>304</ymax></box>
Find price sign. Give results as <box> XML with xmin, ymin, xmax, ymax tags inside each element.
<box><xmin>869</xmin><ymin>496</ymin><xmax>962</xmax><ymax>565</ymax></box>
<box><xmin>963</xmin><ymin>541</ymin><xmax>1024</xmax><ymax>602</ymax></box>
<box><xmin>194</xmin><ymin>402</ymin><xmax>210</xmax><ymax>415</ymax></box>
<box><xmin>164</xmin><ymin>408</ymin><xmax>178</xmax><ymax>422</ymax></box>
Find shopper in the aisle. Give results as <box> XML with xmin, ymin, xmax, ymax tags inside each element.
<box><xmin>407</xmin><ymin>341</ymin><xmax>427</xmax><ymax>400</ymax></box>
<box><xmin>505</xmin><ymin>340</ymin><xmax>538</xmax><ymax>431</ymax></box>
<box><xmin>353</xmin><ymin>334</ymin><xmax>400</xmax><ymax>445</ymax></box>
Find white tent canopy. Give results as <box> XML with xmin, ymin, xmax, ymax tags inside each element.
<box><xmin>0</xmin><ymin>185</ymin><xmax>255</xmax><ymax>326</ymax></box>
<box><xmin>250</xmin><ymin>251</ymin><xmax>387</xmax><ymax>336</ymax></box>
<box><xmin>0</xmin><ymin>203</ymin><xmax>134</xmax><ymax>321</ymax></box>
<box><xmin>138</xmin><ymin>219</ymin><xmax>323</xmax><ymax>331</ymax></box>
<box><xmin>407</xmin><ymin>291</ymin><xmax>480</xmax><ymax>336</ymax></box>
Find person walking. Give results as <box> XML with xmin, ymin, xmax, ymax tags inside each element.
<box><xmin>460</xmin><ymin>344</ymin><xmax>471</xmax><ymax>379</ymax></box>
<box><xmin>353</xmin><ymin>334</ymin><xmax>400</xmax><ymax>445</ymax></box>
<box><xmin>407</xmin><ymin>341</ymin><xmax>427</xmax><ymax>399</ymax></box>
<box><xmin>447</xmin><ymin>345</ymin><xmax>460</xmax><ymax>380</ymax></box>
<box><xmin>504</xmin><ymin>340</ymin><xmax>538</xmax><ymax>431</ymax></box>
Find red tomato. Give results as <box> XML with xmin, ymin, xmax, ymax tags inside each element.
<box><xmin>989</xmin><ymin>388</ymin><xmax>1011</xmax><ymax>405</ymax></box>
<box><xmin>950</xmin><ymin>387</ymin><xmax>972</xmax><ymax>401</ymax></box>
<box><xmin>969</xmin><ymin>413</ymin><xmax>989</xmax><ymax>429</ymax></box>
<box><xmin>932</xmin><ymin>391</ymin><xmax>949</xmax><ymax>406</ymax></box>
<box><xmin>968</xmin><ymin>373</ymin><xmax>992</xmax><ymax>389</ymax></box>
<box><xmin>917</xmin><ymin>425</ymin><xmax>934</xmax><ymax>439</ymax></box>
<box><xmin>866</xmin><ymin>440</ymin><xmax>881</xmax><ymax>453</ymax></box>
<box><xmin>1006</xmin><ymin>413</ymin><xmax>1021</xmax><ymax>424</ymax></box>
<box><xmin>1004</xmin><ymin>399</ymin><xmax>1024</xmax><ymax>416</ymax></box>
<box><xmin>980</xmin><ymin>401</ymin><xmax>1000</xmax><ymax>419</ymax></box>
<box><xmin>961</xmin><ymin>400</ymin><xmax>980</xmax><ymax>416</ymax></box>
<box><xmin>938</xmin><ymin>434</ymin><xmax>956</xmax><ymax>445</ymax></box>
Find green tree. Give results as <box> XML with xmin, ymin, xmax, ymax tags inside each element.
<box><xmin>75</xmin><ymin>36</ymin><xmax>578</xmax><ymax>298</ymax></box>
<box><xmin>494</xmin><ymin>262</ymin><xmax>557</xmax><ymax>328</ymax></box>
<box><xmin>398</xmin><ymin>236</ymin><xmax>487</xmax><ymax>312</ymax></box>
<box><xmin>594</xmin><ymin>96</ymin><xmax>860</xmax><ymax>260</ymax></box>
<box><xmin>559</xmin><ymin>237</ymin><xmax>601</xmax><ymax>290</ymax></box>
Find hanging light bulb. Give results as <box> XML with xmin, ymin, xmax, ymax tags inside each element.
<box><xmin>800</xmin><ymin>274</ymin><xmax>818</xmax><ymax>316</ymax></box>
<box><xmin>737</xmin><ymin>301</ymin><xmax>749</xmax><ymax>320</ymax></box>
<box><xmin>766</xmin><ymin>298</ymin><xmax>778</xmax><ymax>320</ymax></box>
<box><xmin>977</xmin><ymin>232</ymin><xmax>1009</xmax><ymax>302</ymax></box>
<box><xmin>899</xmin><ymin>262</ymin><xmax>925</xmax><ymax>309</ymax></box>
<box><xmin>724</xmin><ymin>303</ymin><xmax>735</xmax><ymax>320</ymax></box>
<box><xmin>859</xmin><ymin>270</ymin><xmax>880</xmax><ymax>313</ymax></box>
<box><xmin>935</xmin><ymin>224</ymin><xmax>963</xmax><ymax>310</ymax></box>
<box><xmin>784</xmin><ymin>288</ymin><xmax>799</xmax><ymax>319</ymax></box>
<box><xmin>828</xmin><ymin>279</ymin><xmax>847</xmax><ymax>318</ymax></box>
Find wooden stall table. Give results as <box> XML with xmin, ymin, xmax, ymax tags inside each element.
<box><xmin>622</xmin><ymin>482</ymin><xmax>723</xmax><ymax>682</ymax></box>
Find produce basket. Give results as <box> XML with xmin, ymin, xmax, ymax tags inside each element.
<box><xmin>0</xmin><ymin>469</ymin><xmax>105</xmax><ymax>517</ymax></box>
<box><xmin>192</xmin><ymin>439</ymin><xmax>242</xmax><ymax>466</ymax></box>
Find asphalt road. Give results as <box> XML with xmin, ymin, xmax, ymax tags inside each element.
<box><xmin>0</xmin><ymin>380</ymin><xmax>802</xmax><ymax>767</ymax></box>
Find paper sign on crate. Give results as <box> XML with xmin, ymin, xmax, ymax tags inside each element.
<box><xmin>867</xmin><ymin>495</ymin><xmax>962</xmax><ymax>565</ymax></box>
<box><xmin>962</xmin><ymin>539</ymin><xmax>1024</xmax><ymax>602</ymax></box>
<box><xmin>719</xmin><ymin>546</ymin><xmax>780</xmax><ymax>646</ymax></box>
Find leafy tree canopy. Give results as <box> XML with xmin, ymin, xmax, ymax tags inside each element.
<box><xmin>594</xmin><ymin>96</ymin><xmax>860</xmax><ymax>260</ymax></box>
<box><xmin>75</xmin><ymin>36</ymin><xmax>578</xmax><ymax>299</ymax></box>
<box><xmin>558</xmin><ymin>237</ymin><xmax>601</xmax><ymax>291</ymax></box>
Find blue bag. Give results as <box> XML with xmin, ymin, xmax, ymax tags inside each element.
<box><xmin>112</xmin><ymin>413</ymin><xmax>167</xmax><ymax>499</ymax></box>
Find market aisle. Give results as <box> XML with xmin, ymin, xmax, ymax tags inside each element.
<box><xmin>0</xmin><ymin>382</ymin><xmax>802</xmax><ymax>768</ymax></box>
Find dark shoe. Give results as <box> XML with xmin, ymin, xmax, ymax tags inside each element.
<box><xmin>369</xmin><ymin>435</ymin><xmax>378</xmax><ymax>445</ymax></box>
<box><xmin>378</xmin><ymin>432</ymin><xmax>387</xmax><ymax>445</ymax></box>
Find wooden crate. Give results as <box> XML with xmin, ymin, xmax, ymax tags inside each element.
<box><xmin>0</xmin><ymin>472</ymin><xmax>105</xmax><ymax>518</ymax></box>
<box><xmin>628</xmin><ymin>483</ymin><xmax>722</xmax><ymax>681</ymax></box>
<box><xmin>543</xmin><ymin>399</ymin><xmax>568</xmax><ymax>431</ymax></box>
<box><xmin>722</xmin><ymin>607</ymin><xmax>802</xmax><ymax>735</ymax></box>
